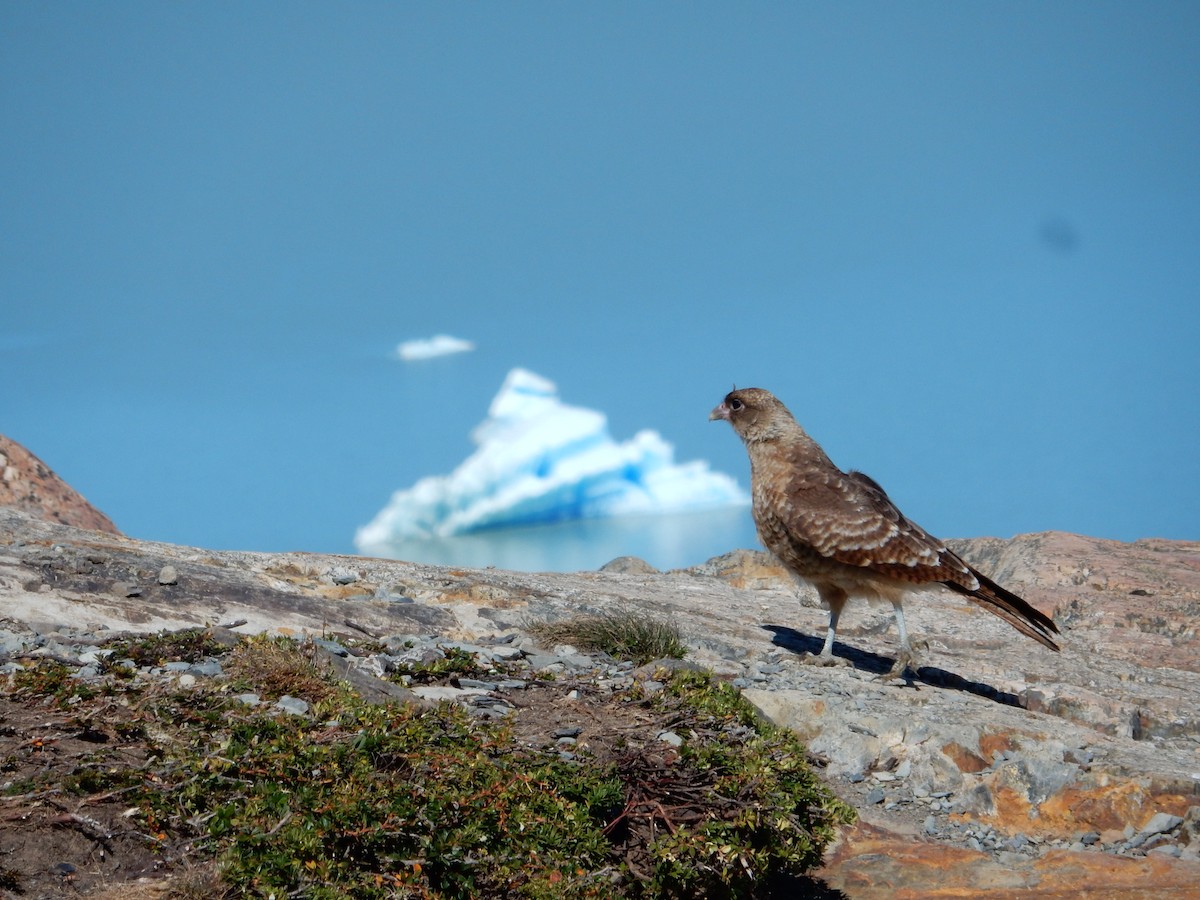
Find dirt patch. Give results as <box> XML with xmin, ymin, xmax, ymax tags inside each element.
<box><xmin>0</xmin><ymin>693</ymin><xmax>171</xmax><ymax>897</ymax></box>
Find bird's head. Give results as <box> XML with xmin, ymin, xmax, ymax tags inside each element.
<box><xmin>709</xmin><ymin>387</ymin><xmax>796</xmax><ymax>443</ymax></box>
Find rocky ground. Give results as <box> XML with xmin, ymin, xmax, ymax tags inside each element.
<box><xmin>2</xmin><ymin>503</ymin><xmax>1200</xmax><ymax>897</ymax></box>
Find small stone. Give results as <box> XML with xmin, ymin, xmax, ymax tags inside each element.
<box><xmin>236</xmin><ymin>693</ymin><xmax>261</xmax><ymax>706</ymax></box>
<box><xmin>177</xmin><ymin>674</ymin><xmax>196</xmax><ymax>688</ymax></box>
<box><xmin>276</xmin><ymin>696</ymin><xmax>310</xmax><ymax>716</ymax></box>
<box><xmin>457</xmin><ymin>678</ymin><xmax>498</xmax><ymax>691</ymax></box>
<box><xmin>1079</xmin><ymin>831</ymin><xmax>1101</xmax><ymax>846</ymax></box>
<box><xmin>865</xmin><ymin>788</ymin><xmax>886</xmax><ymax>805</ymax></box>
<box><xmin>1148</xmin><ymin>844</ymin><xmax>1182</xmax><ymax>858</ymax></box>
<box><xmin>553</xmin><ymin>727</ymin><xmax>583</xmax><ymax>739</ymax></box>
<box><xmin>923</xmin><ymin>816</ymin><xmax>938</xmax><ymax>835</ymax></box>
<box><xmin>157</xmin><ymin>565</ymin><xmax>178</xmax><ymax>585</ymax></box>
<box><xmin>1140</xmin><ymin>812</ymin><xmax>1184</xmax><ymax>836</ymax></box>
<box><xmin>657</xmin><ymin>731</ymin><xmax>684</xmax><ymax>748</ymax></box>
<box><xmin>313</xmin><ymin>639</ymin><xmax>349</xmax><ymax>657</ymax></box>
<box><xmin>872</xmin><ymin>771</ymin><xmax>896</xmax><ymax>782</ymax></box>
<box><xmin>489</xmin><ymin>645</ymin><xmax>525</xmax><ymax>661</ymax></box>
<box><xmin>598</xmin><ymin>556</ymin><xmax>659</xmax><ymax>574</ymax></box>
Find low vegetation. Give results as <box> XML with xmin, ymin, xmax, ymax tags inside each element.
<box><xmin>526</xmin><ymin>609</ymin><xmax>690</xmax><ymax>665</ymax></box>
<box><xmin>0</xmin><ymin>625</ymin><xmax>853</xmax><ymax>898</ymax></box>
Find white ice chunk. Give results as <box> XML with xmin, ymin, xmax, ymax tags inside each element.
<box><xmin>354</xmin><ymin>368</ymin><xmax>749</xmax><ymax>552</ymax></box>
<box><xmin>395</xmin><ymin>334</ymin><xmax>476</xmax><ymax>361</ymax></box>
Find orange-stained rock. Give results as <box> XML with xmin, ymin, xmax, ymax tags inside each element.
<box><xmin>943</xmin><ymin>741</ymin><xmax>989</xmax><ymax>773</ymax></box>
<box><xmin>0</xmin><ymin>435</ymin><xmax>119</xmax><ymax>534</ymax></box>
<box><xmin>817</xmin><ymin>818</ymin><xmax>1200</xmax><ymax>899</ymax></box>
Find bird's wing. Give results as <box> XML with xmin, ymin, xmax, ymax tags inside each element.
<box><xmin>771</xmin><ymin>465</ymin><xmax>1060</xmax><ymax>649</ymax></box>
<box><xmin>779</xmin><ymin>465</ymin><xmax>978</xmax><ymax>587</ymax></box>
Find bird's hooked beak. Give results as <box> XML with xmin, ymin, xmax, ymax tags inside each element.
<box><xmin>709</xmin><ymin>401</ymin><xmax>731</xmax><ymax>422</ymax></box>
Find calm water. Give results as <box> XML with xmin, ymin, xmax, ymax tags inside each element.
<box><xmin>369</xmin><ymin>506</ymin><xmax>759</xmax><ymax>573</ymax></box>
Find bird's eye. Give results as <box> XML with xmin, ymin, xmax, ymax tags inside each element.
<box><xmin>728</xmin><ymin>398</ymin><xmax>744</xmax><ymax>411</ymax></box>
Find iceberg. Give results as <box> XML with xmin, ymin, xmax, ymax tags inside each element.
<box><xmin>395</xmin><ymin>334</ymin><xmax>476</xmax><ymax>361</ymax></box>
<box><xmin>355</xmin><ymin>368</ymin><xmax>750</xmax><ymax>553</ymax></box>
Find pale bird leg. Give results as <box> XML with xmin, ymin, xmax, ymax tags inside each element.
<box><xmin>802</xmin><ymin>586</ymin><xmax>851</xmax><ymax>667</ymax></box>
<box><xmin>881</xmin><ymin>601</ymin><xmax>921</xmax><ymax>680</ymax></box>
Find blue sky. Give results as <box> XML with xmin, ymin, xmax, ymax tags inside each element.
<box><xmin>2</xmin><ymin>3</ymin><xmax>1198</xmax><ymax>560</ymax></box>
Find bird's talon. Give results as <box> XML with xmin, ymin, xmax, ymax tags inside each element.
<box><xmin>878</xmin><ymin>654</ymin><xmax>921</xmax><ymax>682</ymax></box>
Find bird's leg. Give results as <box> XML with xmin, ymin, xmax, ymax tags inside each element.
<box><xmin>882</xmin><ymin>601</ymin><xmax>922</xmax><ymax>680</ymax></box>
<box><xmin>802</xmin><ymin>588</ymin><xmax>851</xmax><ymax>667</ymax></box>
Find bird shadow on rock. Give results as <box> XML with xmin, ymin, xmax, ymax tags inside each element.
<box><xmin>761</xmin><ymin>625</ymin><xmax>1024</xmax><ymax>708</ymax></box>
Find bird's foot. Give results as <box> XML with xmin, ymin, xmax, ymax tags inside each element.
<box><xmin>876</xmin><ymin>651</ymin><xmax>921</xmax><ymax>683</ymax></box>
<box><xmin>801</xmin><ymin>652</ymin><xmax>850</xmax><ymax>668</ymax></box>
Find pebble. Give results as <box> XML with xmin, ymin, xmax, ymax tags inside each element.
<box><xmin>275</xmin><ymin>696</ymin><xmax>309</xmax><ymax>716</ymax></box>
<box><xmin>313</xmin><ymin>639</ymin><xmax>349</xmax><ymax>657</ymax></box>
<box><xmin>457</xmin><ymin>678</ymin><xmax>498</xmax><ymax>691</ymax></box>
<box><xmin>157</xmin><ymin>566</ymin><xmax>178</xmax><ymax>585</ymax></box>
<box><xmin>1140</xmin><ymin>812</ymin><xmax>1184</xmax><ymax>836</ymax></box>
<box><xmin>1148</xmin><ymin>844</ymin><xmax>1183</xmax><ymax>858</ymax></box>
<box><xmin>657</xmin><ymin>730</ymin><xmax>684</xmax><ymax>748</ymax></box>
<box><xmin>330</xmin><ymin>569</ymin><xmax>359</xmax><ymax>585</ymax></box>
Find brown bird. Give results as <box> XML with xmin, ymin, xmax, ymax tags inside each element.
<box><xmin>710</xmin><ymin>387</ymin><xmax>1060</xmax><ymax>677</ymax></box>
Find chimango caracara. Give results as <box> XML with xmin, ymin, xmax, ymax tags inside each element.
<box><xmin>711</xmin><ymin>387</ymin><xmax>1059</xmax><ymax>677</ymax></box>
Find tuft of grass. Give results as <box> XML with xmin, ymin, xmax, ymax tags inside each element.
<box><xmin>527</xmin><ymin>610</ymin><xmax>688</xmax><ymax>665</ymax></box>
<box><xmin>222</xmin><ymin>634</ymin><xmax>343</xmax><ymax>705</ymax></box>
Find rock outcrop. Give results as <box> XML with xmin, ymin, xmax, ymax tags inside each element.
<box><xmin>2</xmin><ymin>505</ymin><xmax>1199</xmax><ymax>896</ymax></box>
<box><xmin>0</xmin><ymin>436</ymin><xmax>119</xmax><ymax>534</ymax></box>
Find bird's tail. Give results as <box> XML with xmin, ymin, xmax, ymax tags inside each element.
<box><xmin>945</xmin><ymin>568</ymin><xmax>1061</xmax><ymax>652</ymax></box>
